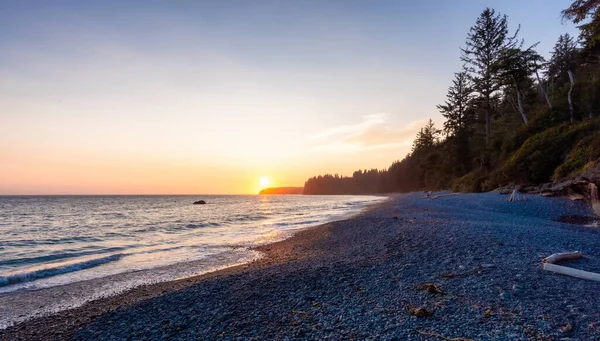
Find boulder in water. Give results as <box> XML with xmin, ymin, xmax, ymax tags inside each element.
<box><xmin>193</xmin><ymin>200</ymin><xmax>207</xmax><ymax>205</ymax></box>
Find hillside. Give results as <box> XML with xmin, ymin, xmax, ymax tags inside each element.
<box><xmin>304</xmin><ymin>3</ymin><xmax>600</xmax><ymax>198</ymax></box>
<box><xmin>258</xmin><ymin>187</ymin><xmax>304</xmax><ymax>195</ymax></box>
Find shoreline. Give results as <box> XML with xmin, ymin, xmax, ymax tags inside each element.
<box><xmin>0</xmin><ymin>196</ymin><xmax>392</xmax><ymax>340</ymax></box>
<box><xmin>3</xmin><ymin>192</ymin><xmax>600</xmax><ymax>340</ymax></box>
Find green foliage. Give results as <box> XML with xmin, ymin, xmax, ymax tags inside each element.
<box><xmin>305</xmin><ymin>3</ymin><xmax>600</xmax><ymax>195</ymax></box>
<box><xmin>502</xmin><ymin>119</ymin><xmax>600</xmax><ymax>183</ymax></box>
<box><xmin>451</xmin><ymin>172</ymin><xmax>489</xmax><ymax>193</ymax></box>
<box><xmin>553</xmin><ymin>131</ymin><xmax>600</xmax><ymax>180</ymax></box>
<box><xmin>461</xmin><ymin>7</ymin><xmax>522</xmax><ymax>143</ymax></box>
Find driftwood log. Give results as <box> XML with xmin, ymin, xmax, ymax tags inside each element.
<box><xmin>543</xmin><ymin>251</ymin><xmax>583</xmax><ymax>264</ymax></box>
<box><xmin>508</xmin><ymin>189</ymin><xmax>527</xmax><ymax>202</ymax></box>
<box><xmin>543</xmin><ymin>263</ymin><xmax>600</xmax><ymax>282</ymax></box>
<box><xmin>542</xmin><ymin>251</ymin><xmax>600</xmax><ymax>282</ymax></box>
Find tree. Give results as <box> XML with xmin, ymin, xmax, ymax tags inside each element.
<box><xmin>563</xmin><ymin>1</ymin><xmax>600</xmax><ymax>62</ymax></box>
<box><xmin>495</xmin><ymin>47</ymin><xmax>545</xmax><ymax>124</ymax></box>
<box><xmin>562</xmin><ymin>0</ymin><xmax>600</xmax><ymax>23</ymax></box>
<box><xmin>411</xmin><ymin>119</ymin><xmax>441</xmax><ymax>153</ymax></box>
<box><xmin>461</xmin><ymin>8</ymin><xmax>521</xmax><ymax>144</ymax></box>
<box><xmin>547</xmin><ymin>34</ymin><xmax>579</xmax><ymax>82</ymax></box>
<box><xmin>437</xmin><ymin>71</ymin><xmax>474</xmax><ymax>136</ymax></box>
<box><xmin>547</xmin><ymin>34</ymin><xmax>579</xmax><ymax>121</ymax></box>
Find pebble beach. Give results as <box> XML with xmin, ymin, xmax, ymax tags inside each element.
<box><xmin>2</xmin><ymin>192</ymin><xmax>600</xmax><ymax>340</ymax></box>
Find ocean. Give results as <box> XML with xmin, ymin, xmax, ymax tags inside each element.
<box><xmin>0</xmin><ymin>194</ymin><xmax>385</xmax><ymax>328</ymax></box>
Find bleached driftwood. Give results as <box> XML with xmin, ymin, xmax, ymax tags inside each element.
<box><xmin>568</xmin><ymin>193</ymin><xmax>585</xmax><ymax>201</ymax></box>
<box><xmin>426</xmin><ymin>193</ymin><xmax>459</xmax><ymax>200</ymax></box>
<box><xmin>543</xmin><ymin>251</ymin><xmax>583</xmax><ymax>264</ymax></box>
<box><xmin>543</xmin><ymin>263</ymin><xmax>600</xmax><ymax>282</ymax></box>
<box><xmin>508</xmin><ymin>189</ymin><xmax>527</xmax><ymax>202</ymax></box>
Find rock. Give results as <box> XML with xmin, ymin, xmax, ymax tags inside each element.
<box><xmin>523</xmin><ymin>182</ymin><xmax>552</xmax><ymax>194</ymax></box>
<box><xmin>512</xmin><ymin>284</ymin><xmax>523</xmax><ymax>295</ymax></box>
<box><xmin>494</xmin><ymin>184</ymin><xmax>517</xmax><ymax>195</ymax></box>
<box><xmin>193</xmin><ymin>200</ymin><xmax>207</xmax><ymax>205</ymax></box>
<box><xmin>523</xmin><ymin>178</ymin><xmax>590</xmax><ymax>198</ymax></box>
<box><xmin>582</xmin><ymin>160</ymin><xmax>600</xmax><ymax>184</ymax></box>
<box><xmin>560</xmin><ymin>323</ymin><xmax>573</xmax><ymax>333</ymax></box>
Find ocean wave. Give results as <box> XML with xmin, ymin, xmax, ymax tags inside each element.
<box><xmin>0</xmin><ymin>254</ymin><xmax>123</xmax><ymax>287</ymax></box>
<box><xmin>0</xmin><ymin>247</ymin><xmax>126</xmax><ymax>267</ymax></box>
<box><xmin>184</xmin><ymin>222</ymin><xmax>221</xmax><ymax>229</ymax></box>
<box><xmin>225</xmin><ymin>214</ymin><xmax>269</xmax><ymax>223</ymax></box>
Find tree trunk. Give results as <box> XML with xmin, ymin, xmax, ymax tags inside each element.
<box><xmin>535</xmin><ymin>67</ymin><xmax>552</xmax><ymax>109</ymax></box>
<box><xmin>568</xmin><ymin>70</ymin><xmax>575</xmax><ymax>122</ymax></box>
<box><xmin>514</xmin><ymin>81</ymin><xmax>528</xmax><ymax>125</ymax></box>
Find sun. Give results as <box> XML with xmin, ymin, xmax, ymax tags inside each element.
<box><xmin>259</xmin><ymin>176</ymin><xmax>270</xmax><ymax>188</ymax></box>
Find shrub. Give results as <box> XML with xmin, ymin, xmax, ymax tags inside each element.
<box><xmin>553</xmin><ymin>132</ymin><xmax>600</xmax><ymax>180</ymax></box>
<box><xmin>502</xmin><ymin>119</ymin><xmax>600</xmax><ymax>183</ymax></box>
<box><xmin>451</xmin><ymin>171</ymin><xmax>488</xmax><ymax>193</ymax></box>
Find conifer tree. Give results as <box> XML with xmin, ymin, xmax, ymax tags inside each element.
<box><xmin>547</xmin><ymin>34</ymin><xmax>579</xmax><ymax>82</ymax></box>
<box><xmin>461</xmin><ymin>8</ymin><xmax>521</xmax><ymax>144</ymax></box>
<box><xmin>495</xmin><ymin>47</ymin><xmax>544</xmax><ymax>124</ymax></box>
<box><xmin>562</xmin><ymin>0</ymin><xmax>600</xmax><ymax>23</ymax></box>
<box><xmin>437</xmin><ymin>71</ymin><xmax>474</xmax><ymax>136</ymax></box>
<box><xmin>411</xmin><ymin>119</ymin><xmax>441</xmax><ymax>153</ymax></box>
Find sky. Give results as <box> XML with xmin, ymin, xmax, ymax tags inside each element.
<box><xmin>0</xmin><ymin>0</ymin><xmax>579</xmax><ymax>194</ymax></box>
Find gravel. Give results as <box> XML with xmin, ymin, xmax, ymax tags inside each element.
<box><xmin>5</xmin><ymin>192</ymin><xmax>600</xmax><ymax>340</ymax></box>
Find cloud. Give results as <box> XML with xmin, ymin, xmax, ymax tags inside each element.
<box><xmin>308</xmin><ymin>113</ymin><xmax>387</xmax><ymax>140</ymax></box>
<box><xmin>310</xmin><ymin>114</ymin><xmax>428</xmax><ymax>153</ymax></box>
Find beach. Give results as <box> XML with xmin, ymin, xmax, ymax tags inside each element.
<box><xmin>2</xmin><ymin>192</ymin><xmax>600</xmax><ymax>340</ymax></box>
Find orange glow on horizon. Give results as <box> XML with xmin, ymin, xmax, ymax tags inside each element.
<box><xmin>259</xmin><ymin>176</ymin><xmax>270</xmax><ymax>189</ymax></box>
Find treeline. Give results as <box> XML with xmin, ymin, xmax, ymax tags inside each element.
<box><xmin>305</xmin><ymin>1</ymin><xmax>600</xmax><ymax>194</ymax></box>
<box><xmin>303</xmin><ymin>169</ymin><xmax>387</xmax><ymax>195</ymax></box>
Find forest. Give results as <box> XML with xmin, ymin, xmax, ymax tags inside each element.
<box><xmin>304</xmin><ymin>0</ymin><xmax>600</xmax><ymax>195</ymax></box>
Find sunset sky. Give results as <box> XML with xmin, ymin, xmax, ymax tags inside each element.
<box><xmin>1</xmin><ymin>1</ymin><xmax>578</xmax><ymax>194</ymax></box>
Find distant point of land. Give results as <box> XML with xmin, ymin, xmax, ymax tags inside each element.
<box><xmin>258</xmin><ymin>187</ymin><xmax>303</xmax><ymax>195</ymax></box>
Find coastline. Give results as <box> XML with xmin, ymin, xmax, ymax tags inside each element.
<box><xmin>3</xmin><ymin>192</ymin><xmax>600</xmax><ymax>340</ymax></box>
<box><xmin>0</xmin><ymin>196</ymin><xmax>392</xmax><ymax>340</ymax></box>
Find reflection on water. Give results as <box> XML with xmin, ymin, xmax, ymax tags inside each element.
<box><xmin>0</xmin><ymin>195</ymin><xmax>385</xmax><ymax>292</ymax></box>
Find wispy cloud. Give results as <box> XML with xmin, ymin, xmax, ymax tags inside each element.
<box><xmin>309</xmin><ymin>114</ymin><xmax>428</xmax><ymax>154</ymax></box>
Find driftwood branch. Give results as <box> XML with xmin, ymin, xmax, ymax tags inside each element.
<box><xmin>543</xmin><ymin>251</ymin><xmax>583</xmax><ymax>264</ymax></box>
<box><xmin>508</xmin><ymin>189</ymin><xmax>527</xmax><ymax>202</ymax></box>
<box><xmin>417</xmin><ymin>330</ymin><xmax>473</xmax><ymax>341</ymax></box>
<box><xmin>543</xmin><ymin>263</ymin><xmax>600</xmax><ymax>282</ymax></box>
<box><xmin>424</xmin><ymin>192</ymin><xmax>459</xmax><ymax>200</ymax></box>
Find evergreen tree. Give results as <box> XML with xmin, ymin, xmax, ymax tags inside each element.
<box><xmin>437</xmin><ymin>72</ymin><xmax>474</xmax><ymax>136</ymax></box>
<box><xmin>411</xmin><ymin>119</ymin><xmax>441</xmax><ymax>153</ymax></box>
<box><xmin>461</xmin><ymin>8</ymin><xmax>521</xmax><ymax>144</ymax></box>
<box><xmin>562</xmin><ymin>0</ymin><xmax>600</xmax><ymax>23</ymax></box>
<box><xmin>495</xmin><ymin>47</ymin><xmax>545</xmax><ymax>124</ymax></box>
<box><xmin>547</xmin><ymin>34</ymin><xmax>579</xmax><ymax>82</ymax></box>
<box><xmin>437</xmin><ymin>72</ymin><xmax>475</xmax><ymax>176</ymax></box>
<box><xmin>562</xmin><ymin>1</ymin><xmax>600</xmax><ymax>62</ymax></box>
